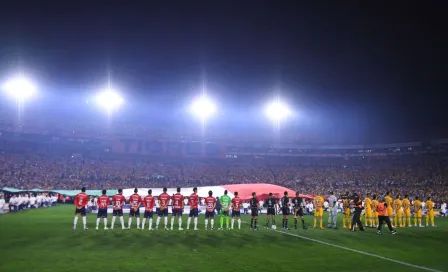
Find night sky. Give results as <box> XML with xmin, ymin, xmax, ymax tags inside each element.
<box><xmin>0</xmin><ymin>1</ymin><xmax>446</xmax><ymax>144</ymax></box>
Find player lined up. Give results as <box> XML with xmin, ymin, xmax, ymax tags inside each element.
<box><xmin>342</xmin><ymin>192</ymin><xmax>437</xmax><ymax>229</ymax></box>
<box><xmin>73</xmin><ymin>188</ymin><xmax>438</xmax><ymax>232</ymax></box>
<box><xmin>73</xmin><ymin>188</ymin><xmax>309</xmax><ymax>231</ymax></box>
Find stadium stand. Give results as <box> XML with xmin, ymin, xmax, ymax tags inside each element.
<box><xmin>1</xmin><ymin>127</ymin><xmax>448</xmax><ymax>205</ymax></box>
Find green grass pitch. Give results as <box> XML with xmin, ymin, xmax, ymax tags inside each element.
<box><xmin>0</xmin><ymin>205</ymin><xmax>446</xmax><ymax>272</ymax></box>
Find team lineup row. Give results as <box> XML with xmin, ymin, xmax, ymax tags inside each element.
<box><xmin>73</xmin><ymin>187</ymin><xmax>316</xmax><ymax>231</ymax></box>
<box><xmin>72</xmin><ymin>187</ymin><xmax>438</xmax><ymax>232</ymax></box>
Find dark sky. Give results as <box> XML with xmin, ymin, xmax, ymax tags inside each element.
<box><xmin>0</xmin><ymin>1</ymin><xmax>447</xmax><ymax>143</ymax></box>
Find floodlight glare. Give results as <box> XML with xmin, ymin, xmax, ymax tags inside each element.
<box><xmin>2</xmin><ymin>77</ymin><xmax>36</xmax><ymax>101</ymax></box>
<box><xmin>190</xmin><ymin>95</ymin><xmax>217</xmax><ymax>120</ymax></box>
<box><xmin>265</xmin><ymin>101</ymin><xmax>291</xmax><ymax>121</ymax></box>
<box><xmin>94</xmin><ymin>89</ymin><xmax>124</xmax><ymax>111</ymax></box>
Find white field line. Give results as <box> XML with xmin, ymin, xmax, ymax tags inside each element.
<box><xmin>242</xmin><ymin>221</ymin><xmax>442</xmax><ymax>272</ymax></box>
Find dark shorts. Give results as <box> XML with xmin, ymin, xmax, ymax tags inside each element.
<box><xmin>205</xmin><ymin>210</ymin><xmax>215</xmax><ymax>218</ymax></box>
<box><xmin>267</xmin><ymin>208</ymin><xmax>276</xmax><ymax>215</ymax></box>
<box><xmin>294</xmin><ymin>208</ymin><xmax>304</xmax><ymax>217</ymax></box>
<box><xmin>221</xmin><ymin>210</ymin><xmax>229</xmax><ymax>216</ymax></box>
<box><xmin>144</xmin><ymin>211</ymin><xmax>154</xmax><ymax>219</ymax></box>
<box><xmin>158</xmin><ymin>209</ymin><xmax>168</xmax><ymax>217</ymax></box>
<box><xmin>75</xmin><ymin>207</ymin><xmax>86</xmax><ymax>216</ymax></box>
<box><xmin>282</xmin><ymin>207</ymin><xmax>290</xmax><ymax>216</ymax></box>
<box><xmin>232</xmin><ymin>210</ymin><xmax>240</xmax><ymax>217</ymax></box>
<box><xmin>129</xmin><ymin>208</ymin><xmax>140</xmax><ymax>217</ymax></box>
<box><xmin>172</xmin><ymin>209</ymin><xmax>183</xmax><ymax>217</ymax></box>
<box><xmin>251</xmin><ymin>208</ymin><xmax>259</xmax><ymax>217</ymax></box>
<box><xmin>97</xmin><ymin>208</ymin><xmax>108</xmax><ymax>218</ymax></box>
<box><xmin>189</xmin><ymin>208</ymin><xmax>199</xmax><ymax>217</ymax></box>
<box><xmin>112</xmin><ymin>209</ymin><xmax>123</xmax><ymax>216</ymax></box>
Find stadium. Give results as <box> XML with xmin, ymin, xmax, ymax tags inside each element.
<box><xmin>1</xmin><ymin>2</ymin><xmax>447</xmax><ymax>272</ymax></box>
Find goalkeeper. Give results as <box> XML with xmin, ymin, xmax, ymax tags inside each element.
<box><xmin>219</xmin><ymin>190</ymin><xmax>232</xmax><ymax>230</ymax></box>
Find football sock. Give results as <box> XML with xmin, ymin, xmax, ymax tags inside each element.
<box><xmin>250</xmin><ymin>218</ymin><xmax>253</xmax><ymax>228</ymax></box>
<box><xmin>164</xmin><ymin>217</ymin><xmax>168</xmax><ymax>228</ymax></box>
<box><xmin>171</xmin><ymin>217</ymin><xmax>175</xmax><ymax>229</ymax></box>
<box><xmin>187</xmin><ymin>217</ymin><xmax>191</xmax><ymax>228</ymax></box>
<box><xmin>314</xmin><ymin>218</ymin><xmax>317</xmax><ymax>228</ymax></box>
<box><xmin>266</xmin><ymin>219</ymin><xmax>269</xmax><ymax>227</ymax></box>
<box><xmin>285</xmin><ymin>219</ymin><xmax>288</xmax><ymax>228</ymax></box>
<box><xmin>238</xmin><ymin>218</ymin><xmax>241</xmax><ymax>229</ymax></box>
<box><xmin>226</xmin><ymin>217</ymin><xmax>229</xmax><ymax>228</ymax></box>
<box><xmin>96</xmin><ymin>218</ymin><xmax>100</xmax><ymax>227</ymax></box>
<box><xmin>205</xmin><ymin>219</ymin><xmax>208</xmax><ymax>228</ymax></box>
<box><xmin>194</xmin><ymin>217</ymin><xmax>198</xmax><ymax>229</ymax></box>
<box><xmin>231</xmin><ymin>218</ymin><xmax>235</xmax><ymax>228</ymax></box>
<box><xmin>73</xmin><ymin>216</ymin><xmax>78</xmax><ymax>227</ymax></box>
<box><xmin>128</xmin><ymin>218</ymin><xmax>132</xmax><ymax>228</ymax></box>
<box><xmin>272</xmin><ymin>219</ymin><xmax>275</xmax><ymax>225</ymax></box>
<box><xmin>210</xmin><ymin>219</ymin><xmax>214</xmax><ymax>228</ymax></box>
<box><xmin>294</xmin><ymin>218</ymin><xmax>298</xmax><ymax>228</ymax></box>
<box><xmin>119</xmin><ymin>216</ymin><xmax>125</xmax><ymax>228</ymax></box>
<box><xmin>142</xmin><ymin>218</ymin><xmax>146</xmax><ymax>228</ymax></box>
<box><xmin>301</xmin><ymin>219</ymin><xmax>305</xmax><ymax>226</ymax></box>
<box><xmin>111</xmin><ymin>216</ymin><xmax>116</xmax><ymax>228</ymax></box>
<box><xmin>103</xmin><ymin>218</ymin><xmax>107</xmax><ymax>227</ymax></box>
<box><xmin>82</xmin><ymin>216</ymin><xmax>86</xmax><ymax>227</ymax></box>
<box><xmin>149</xmin><ymin>218</ymin><xmax>153</xmax><ymax>229</ymax></box>
<box><xmin>220</xmin><ymin>217</ymin><xmax>224</xmax><ymax>228</ymax></box>
<box><xmin>178</xmin><ymin>218</ymin><xmax>182</xmax><ymax>228</ymax></box>
<box><xmin>136</xmin><ymin>218</ymin><xmax>140</xmax><ymax>228</ymax></box>
<box><xmin>254</xmin><ymin>219</ymin><xmax>258</xmax><ymax>228</ymax></box>
<box><xmin>156</xmin><ymin>217</ymin><xmax>161</xmax><ymax>228</ymax></box>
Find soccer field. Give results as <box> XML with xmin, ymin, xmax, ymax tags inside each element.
<box><xmin>0</xmin><ymin>205</ymin><xmax>446</xmax><ymax>272</ymax></box>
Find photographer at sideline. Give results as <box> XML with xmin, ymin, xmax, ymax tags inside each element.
<box><xmin>350</xmin><ymin>193</ymin><xmax>365</xmax><ymax>232</ymax></box>
<box><xmin>376</xmin><ymin>196</ymin><xmax>397</xmax><ymax>235</ymax></box>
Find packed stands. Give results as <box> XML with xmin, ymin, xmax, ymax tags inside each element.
<box><xmin>1</xmin><ymin>143</ymin><xmax>448</xmax><ymax>203</ymax></box>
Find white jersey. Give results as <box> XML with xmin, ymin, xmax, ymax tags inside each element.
<box><xmin>0</xmin><ymin>198</ymin><xmax>5</xmax><ymax>209</ymax></box>
<box><xmin>328</xmin><ymin>195</ymin><xmax>338</xmax><ymax>208</ymax></box>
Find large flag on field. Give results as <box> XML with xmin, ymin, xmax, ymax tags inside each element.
<box><xmin>2</xmin><ymin>184</ymin><xmax>313</xmax><ymax>199</ymax></box>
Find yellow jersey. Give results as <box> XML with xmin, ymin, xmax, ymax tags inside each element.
<box><xmin>314</xmin><ymin>196</ymin><xmax>324</xmax><ymax>209</ymax></box>
<box><xmin>343</xmin><ymin>199</ymin><xmax>350</xmax><ymax>209</ymax></box>
<box><xmin>372</xmin><ymin>200</ymin><xmax>379</xmax><ymax>212</ymax></box>
<box><xmin>364</xmin><ymin>198</ymin><xmax>372</xmax><ymax>210</ymax></box>
<box><xmin>425</xmin><ymin>200</ymin><xmax>434</xmax><ymax>211</ymax></box>
<box><xmin>393</xmin><ymin>199</ymin><xmax>402</xmax><ymax>211</ymax></box>
<box><xmin>414</xmin><ymin>200</ymin><xmax>422</xmax><ymax>211</ymax></box>
<box><xmin>385</xmin><ymin>196</ymin><xmax>393</xmax><ymax>207</ymax></box>
<box><xmin>402</xmin><ymin>198</ymin><xmax>410</xmax><ymax>210</ymax></box>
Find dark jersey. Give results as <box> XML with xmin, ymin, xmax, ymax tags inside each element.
<box><xmin>265</xmin><ymin>198</ymin><xmax>277</xmax><ymax>209</ymax></box>
<box><xmin>292</xmin><ymin>197</ymin><xmax>303</xmax><ymax>209</ymax></box>
<box><xmin>281</xmin><ymin>196</ymin><xmax>289</xmax><ymax>208</ymax></box>
<box><xmin>250</xmin><ymin>198</ymin><xmax>258</xmax><ymax>208</ymax></box>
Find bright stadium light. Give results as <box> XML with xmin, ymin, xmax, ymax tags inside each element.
<box><xmin>94</xmin><ymin>89</ymin><xmax>124</xmax><ymax>112</ymax></box>
<box><xmin>264</xmin><ymin>100</ymin><xmax>292</xmax><ymax>121</ymax></box>
<box><xmin>2</xmin><ymin>76</ymin><xmax>37</xmax><ymax>101</ymax></box>
<box><xmin>189</xmin><ymin>95</ymin><xmax>217</xmax><ymax>120</ymax></box>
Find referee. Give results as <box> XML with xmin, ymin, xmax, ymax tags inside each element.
<box><xmin>350</xmin><ymin>193</ymin><xmax>365</xmax><ymax>232</ymax></box>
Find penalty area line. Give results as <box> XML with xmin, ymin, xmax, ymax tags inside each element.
<box><xmin>241</xmin><ymin>221</ymin><xmax>441</xmax><ymax>272</ymax></box>
<box><xmin>274</xmin><ymin>229</ymin><xmax>442</xmax><ymax>272</ymax></box>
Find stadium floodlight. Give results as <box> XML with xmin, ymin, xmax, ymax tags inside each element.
<box><xmin>189</xmin><ymin>95</ymin><xmax>217</xmax><ymax>120</ymax></box>
<box><xmin>2</xmin><ymin>76</ymin><xmax>36</xmax><ymax>101</ymax></box>
<box><xmin>94</xmin><ymin>89</ymin><xmax>124</xmax><ymax>112</ymax></box>
<box><xmin>264</xmin><ymin>100</ymin><xmax>292</xmax><ymax>121</ymax></box>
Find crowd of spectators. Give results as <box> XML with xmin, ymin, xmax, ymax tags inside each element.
<box><xmin>1</xmin><ymin>151</ymin><xmax>448</xmax><ymax>202</ymax></box>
